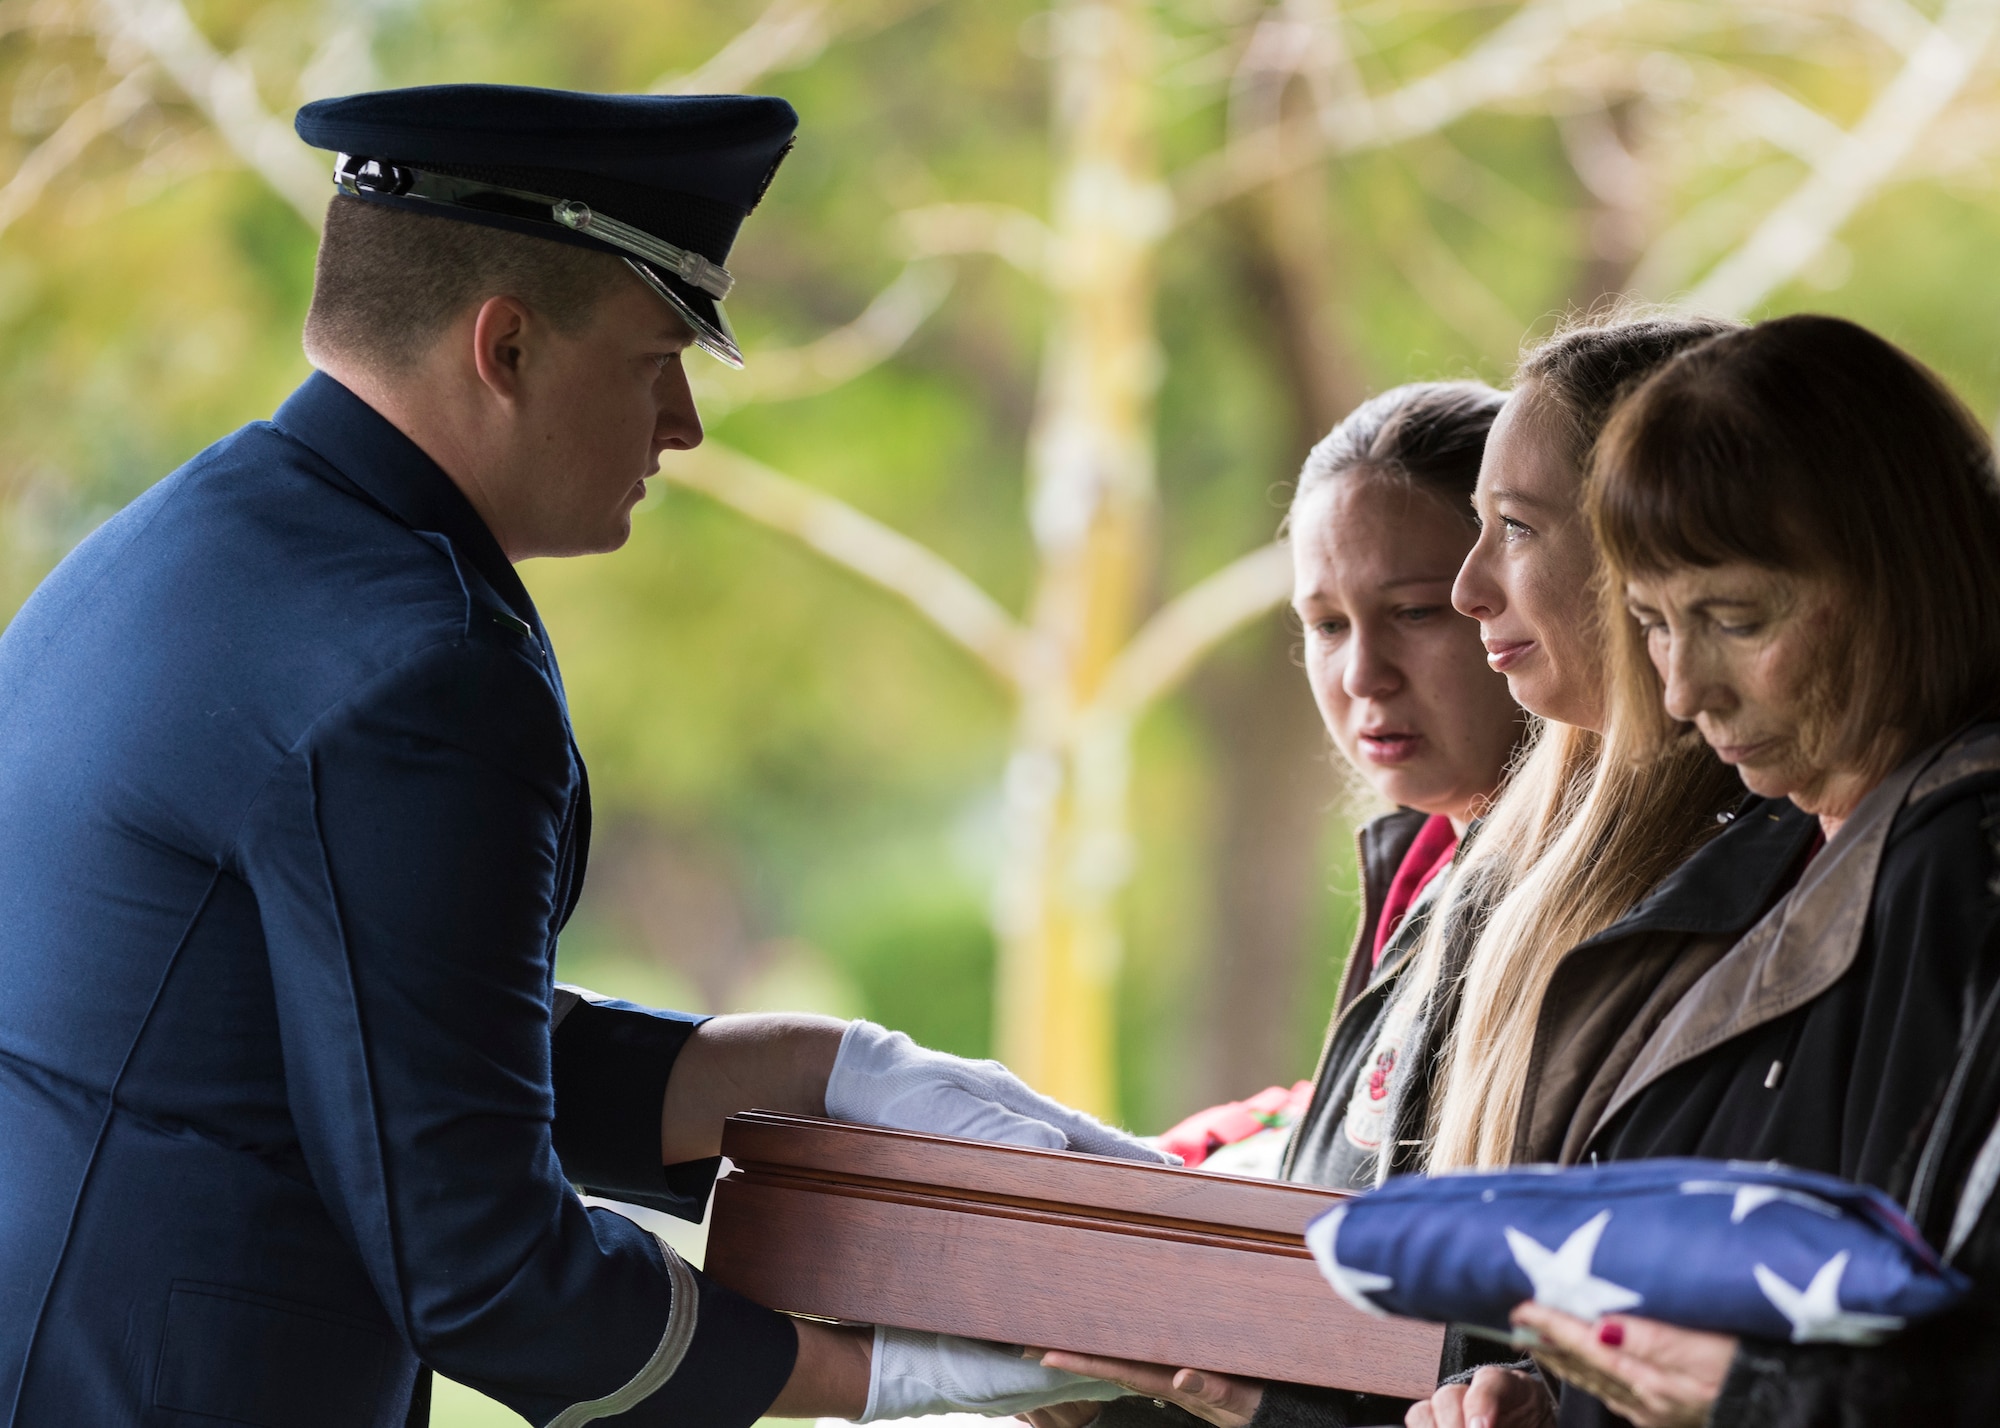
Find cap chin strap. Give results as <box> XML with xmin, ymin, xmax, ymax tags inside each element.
<box><xmin>331</xmin><ymin>154</ymin><xmax>743</xmax><ymax>367</ymax></box>
<box><xmin>547</xmin><ymin>199</ymin><xmax>731</xmax><ymax>299</ymax></box>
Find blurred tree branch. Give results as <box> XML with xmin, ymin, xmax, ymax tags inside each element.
<box><xmin>2</xmin><ymin>0</ymin><xmax>87</xmax><ymax>45</ymax></box>
<box><xmin>1559</xmin><ymin>100</ymin><xmax>1648</xmax><ymax>306</ymax></box>
<box><xmin>92</xmin><ymin>0</ymin><xmax>326</xmax><ymax>227</ymax></box>
<box><xmin>650</xmin><ymin>0</ymin><xmax>940</xmax><ymax>94</ymax></box>
<box><xmin>1848</xmin><ymin>0</ymin><xmax>1936</xmax><ymax>56</ymax></box>
<box><xmin>652</xmin><ymin>0</ymin><xmax>836</xmax><ymax>93</ymax></box>
<box><xmin>1687</xmin><ymin>0</ymin><xmax>2000</xmax><ymax>314</ymax></box>
<box><xmin>898</xmin><ymin>202</ymin><xmax>1057</xmax><ymax>279</ymax></box>
<box><xmin>1173</xmin><ymin>0</ymin><xmax>1639</xmax><ymax>222</ymax></box>
<box><xmin>0</xmin><ymin>66</ymin><xmax>149</xmax><ymax>238</ymax></box>
<box><xmin>1716</xmin><ymin>81</ymin><xmax>1852</xmax><ymax>167</ymax></box>
<box><xmin>693</xmin><ymin>259</ymin><xmax>956</xmax><ymax>413</ymax></box>
<box><xmin>658</xmin><ymin>442</ymin><xmax>1028</xmax><ymax>687</ymax></box>
<box><xmin>1374</xmin><ymin>174</ymin><xmax>1528</xmax><ymax>360</ymax></box>
<box><xmin>1084</xmin><ymin>541</ymin><xmax>1291</xmax><ymax>728</ymax></box>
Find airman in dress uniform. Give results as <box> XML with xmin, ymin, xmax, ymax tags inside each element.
<box><xmin>0</xmin><ymin>85</ymin><xmax>1156</xmax><ymax>1428</ymax></box>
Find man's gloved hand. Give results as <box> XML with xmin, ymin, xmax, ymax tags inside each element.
<box><xmin>857</xmin><ymin>1328</ymin><xmax>1128</xmax><ymax>1422</ymax></box>
<box><xmin>824</xmin><ymin>1020</ymin><xmax>1175</xmax><ymax>1164</ymax></box>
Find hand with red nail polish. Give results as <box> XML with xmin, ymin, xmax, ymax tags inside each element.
<box><xmin>1508</xmin><ymin>1302</ymin><xmax>1735</xmax><ymax>1428</ymax></box>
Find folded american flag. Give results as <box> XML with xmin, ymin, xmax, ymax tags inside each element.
<box><xmin>1305</xmin><ymin>1158</ymin><xmax>1968</xmax><ymax>1345</ymax></box>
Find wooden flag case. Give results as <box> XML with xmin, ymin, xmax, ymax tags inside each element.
<box><xmin>702</xmin><ymin>1113</ymin><xmax>1442</xmax><ymax>1398</ymax></box>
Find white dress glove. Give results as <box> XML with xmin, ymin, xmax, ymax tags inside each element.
<box><xmin>858</xmin><ymin>1327</ymin><xmax>1128</xmax><ymax>1422</ymax></box>
<box><xmin>825</xmin><ymin>1020</ymin><xmax>1174</xmax><ymax>1164</ymax></box>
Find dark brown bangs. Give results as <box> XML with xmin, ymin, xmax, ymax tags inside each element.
<box><xmin>1590</xmin><ymin>366</ymin><xmax>1812</xmax><ymax>580</ymax></box>
<box><xmin>1590</xmin><ymin>313</ymin><xmax>2000</xmax><ymax>770</ymax></box>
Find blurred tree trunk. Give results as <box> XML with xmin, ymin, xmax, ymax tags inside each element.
<box><xmin>1179</xmin><ymin>153</ymin><xmax>1364</xmax><ymax>1109</ymax></box>
<box><xmin>994</xmin><ymin>0</ymin><xmax>1165</xmax><ymax>1115</ymax></box>
<box><xmin>1188</xmin><ymin>620</ymin><xmax>1342</xmax><ymax>1105</ymax></box>
<box><xmin>1561</xmin><ymin>100</ymin><xmax>1648</xmax><ymax>312</ymax></box>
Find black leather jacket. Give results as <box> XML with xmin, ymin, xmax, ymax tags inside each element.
<box><xmin>1563</xmin><ymin>724</ymin><xmax>2000</xmax><ymax>1428</ymax></box>
<box><xmin>1707</xmin><ymin>920</ymin><xmax>2000</xmax><ymax>1426</ymax></box>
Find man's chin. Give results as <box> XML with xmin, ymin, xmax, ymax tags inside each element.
<box><xmin>521</xmin><ymin>519</ymin><xmax>634</xmax><ymax>561</ymax></box>
<box><xmin>590</xmin><ymin>516</ymin><xmax>635</xmax><ymax>556</ymax></box>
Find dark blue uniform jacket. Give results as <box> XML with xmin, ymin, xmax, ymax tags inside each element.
<box><xmin>0</xmin><ymin>374</ymin><xmax>798</xmax><ymax>1427</ymax></box>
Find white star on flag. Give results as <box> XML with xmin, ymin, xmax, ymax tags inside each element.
<box><xmin>1680</xmin><ymin>1180</ymin><xmax>1841</xmax><ymax>1224</ymax></box>
<box><xmin>1505</xmin><ymin>1210</ymin><xmax>1644</xmax><ymax>1320</ymax></box>
<box><xmin>1754</xmin><ymin>1251</ymin><xmax>1906</xmax><ymax>1344</ymax></box>
<box><xmin>1306</xmin><ymin>1205</ymin><xmax>1395</xmax><ymax>1317</ymax></box>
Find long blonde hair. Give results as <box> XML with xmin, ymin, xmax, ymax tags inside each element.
<box><xmin>1411</xmin><ymin>311</ymin><xmax>1746</xmax><ymax>1172</ymax></box>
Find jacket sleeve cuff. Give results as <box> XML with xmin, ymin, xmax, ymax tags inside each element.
<box><xmin>551</xmin><ymin>990</ymin><xmax>717</xmax><ymax>1219</ymax></box>
<box><xmin>1096</xmin><ymin>1397</ymin><xmax>1204</xmax><ymax>1428</ymax></box>
<box><xmin>1247</xmin><ymin>1384</ymin><xmax>1415</xmax><ymax>1428</ymax></box>
<box><xmin>633</xmin><ymin>1265</ymin><xmax>800</xmax><ymax>1428</ymax></box>
<box><xmin>548</xmin><ymin>1241</ymin><xmax>799</xmax><ymax>1428</ymax></box>
<box><xmin>1707</xmin><ymin>1341</ymin><xmax>1818</xmax><ymax>1428</ymax></box>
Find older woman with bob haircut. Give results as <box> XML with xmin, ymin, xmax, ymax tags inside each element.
<box><xmin>1482</xmin><ymin>314</ymin><xmax>2000</xmax><ymax>1428</ymax></box>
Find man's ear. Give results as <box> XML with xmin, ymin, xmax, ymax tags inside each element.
<box><xmin>470</xmin><ymin>295</ymin><xmax>533</xmax><ymax>404</ymax></box>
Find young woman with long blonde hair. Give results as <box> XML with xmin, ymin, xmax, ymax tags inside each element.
<box><xmin>1408</xmin><ymin>316</ymin><xmax>1753</xmax><ymax>1176</ymax></box>
<box><xmin>1398</xmin><ymin>313</ymin><xmax>1852</xmax><ymax>1428</ymax></box>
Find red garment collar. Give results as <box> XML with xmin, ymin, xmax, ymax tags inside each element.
<box><xmin>1373</xmin><ymin>813</ymin><xmax>1459</xmax><ymax>967</ymax></box>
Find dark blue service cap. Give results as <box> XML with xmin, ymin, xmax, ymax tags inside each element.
<box><xmin>294</xmin><ymin>85</ymin><xmax>799</xmax><ymax>367</ymax></box>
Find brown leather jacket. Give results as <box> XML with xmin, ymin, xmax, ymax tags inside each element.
<box><xmin>1528</xmin><ymin>799</ymin><xmax>1819</xmax><ymax>1166</ymax></box>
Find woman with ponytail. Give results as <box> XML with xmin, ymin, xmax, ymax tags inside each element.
<box><xmin>1045</xmin><ymin>381</ymin><xmax>1523</xmax><ymax>1428</ymax></box>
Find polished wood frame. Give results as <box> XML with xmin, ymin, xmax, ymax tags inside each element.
<box><xmin>703</xmin><ymin>1113</ymin><xmax>1442</xmax><ymax>1397</ymax></box>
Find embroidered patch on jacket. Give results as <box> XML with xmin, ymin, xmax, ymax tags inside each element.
<box><xmin>1343</xmin><ymin>990</ymin><xmax>1420</xmax><ymax>1153</ymax></box>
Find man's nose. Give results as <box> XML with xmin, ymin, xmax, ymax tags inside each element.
<box><xmin>657</xmin><ymin>360</ymin><xmax>704</xmax><ymax>452</ymax></box>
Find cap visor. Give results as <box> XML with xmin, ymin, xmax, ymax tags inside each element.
<box><xmin>625</xmin><ymin>257</ymin><xmax>742</xmax><ymax>368</ymax></box>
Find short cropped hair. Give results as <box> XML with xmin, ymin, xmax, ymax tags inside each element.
<box><xmin>303</xmin><ymin>195</ymin><xmax>629</xmax><ymax>372</ymax></box>
<box><xmin>1591</xmin><ymin>313</ymin><xmax>2000</xmax><ymax>777</ymax></box>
